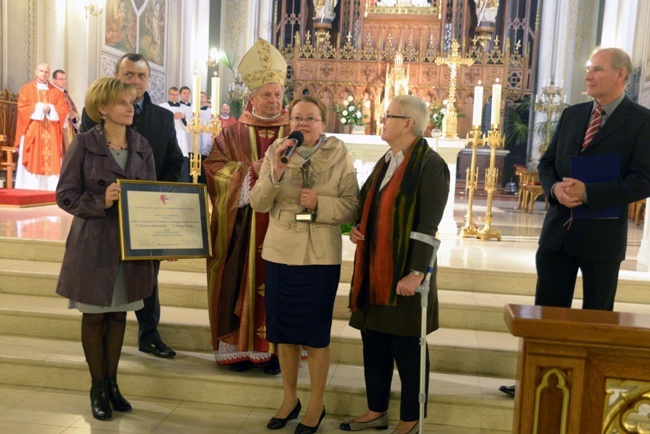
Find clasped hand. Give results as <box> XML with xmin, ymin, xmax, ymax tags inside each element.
<box><xmin>300</xmin><ymin>188</ymin><xmax>318</xmax><ymax>210</ymax></box>
<box><xmin>553</xmin><ymin>177</ymin><xmax>585</xmax><ymax>208</ymax></box>
<box><xmin>104</xmin><ymin>182</ymin><xmax>120</xmax><ymax>209</ymax></box>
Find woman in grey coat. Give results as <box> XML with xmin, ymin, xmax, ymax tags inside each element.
<box><xmin>56</xmin><ymin>77</ymin><xmax>156</xmax><ymax>420</ymax></box>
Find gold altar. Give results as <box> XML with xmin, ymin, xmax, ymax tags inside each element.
<box><xmin>272</xmin><ymin>0</ymin><xmax>538</xmax><ymax>137</ymax></box>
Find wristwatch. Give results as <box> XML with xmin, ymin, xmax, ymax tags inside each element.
<box><xmin>410</xmin><ymin>270</ymin><xmax>423</xmax><ymax>277</ymax></box>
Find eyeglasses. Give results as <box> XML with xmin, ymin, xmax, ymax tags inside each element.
<box><xmin>290</xmin><ymin>117</ymin><xmax>323</xmax><ymax>124</ymax></box>
<box><xmin>382</xmin><ymin>114</ymin><xmax>410</xmax><ymax>121</ymax></box>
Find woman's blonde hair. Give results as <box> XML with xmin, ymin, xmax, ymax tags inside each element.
<box><xmin>84</xmin><ymin>77</ymin><xmax>137</xmax><ymax>123</ymax></box>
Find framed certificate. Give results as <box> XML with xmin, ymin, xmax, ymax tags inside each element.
<box><xmin>117</xmin><ymin>180</ymin><xmax>212</xmax><ymax>260</ymax></box>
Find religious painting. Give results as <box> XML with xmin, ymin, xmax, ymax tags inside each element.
<box><xmin>139</xmin><ymin>0</ymin><xmax>166</xmax><ymax>66</ymax></box>
<box><xmin>105</xmin><ymin>0</ymin><xmax>137</xmax><ymax>53</ymax></box>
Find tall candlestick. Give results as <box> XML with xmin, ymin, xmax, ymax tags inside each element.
<box><xmin>211</xmin><ymin>75</ymin><xmax>219</xmax><ymax>110</ymax></box>
<box><xmin>472</xmin><ymin>82</ymin><xmax>483</xmax><ymax>127</ymax></box>
<box><xmin>491</xmin><ymin>81</ymin><xmax>502</xmax><ymax>127</ymax></box>
<box><xmin>192</xmin><ymin>74</ymin><xmax>201</xmax><ymax>115</ymax></box>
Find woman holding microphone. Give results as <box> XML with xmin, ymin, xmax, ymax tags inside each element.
<box><xmin>250</xmin><ymin>95</ymin><xmax>358</xmax><ymax>433</ymax></box>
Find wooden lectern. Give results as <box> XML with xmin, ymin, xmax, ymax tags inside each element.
<box><xmin>505</xmin><ymin>304</ymin><xmax>650</xmax><ymax>434</ymax></box>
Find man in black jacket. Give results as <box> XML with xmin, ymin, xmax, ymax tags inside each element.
<box><xmin>500</xmin><ymin>48</ymin><xmax>650</xmax><ymax>399</ymax></box>
<box><xmin>81</xmin><ymin>53</ymin><xmax>184</xmax><ymax>358</ymax></box>
<box><xmin>536</xmin><ymin>47</ymin><xmax>650</xmax><ymax>311</ymax></box>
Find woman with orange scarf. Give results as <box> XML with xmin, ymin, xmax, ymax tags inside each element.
<box><xmin>342</xmin><ymin>95</ymin><xmax>450</xmax><ymax>434</ymax></box>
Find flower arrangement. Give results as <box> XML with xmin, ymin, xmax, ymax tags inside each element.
<box><xmin>334</xmin><ymin>95</ymin><xmax>365</xmax><ymax>127</ymax></box>
<box><xmin>429</xmin><ymin>100</ymin><xmax>447</xmax><ymax>130</ymax></box>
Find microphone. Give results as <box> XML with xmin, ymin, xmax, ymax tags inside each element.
<box><xmin>280</xmin><ymin>131</ymin><xmax>304</xmax><ymax>164</ymax></box>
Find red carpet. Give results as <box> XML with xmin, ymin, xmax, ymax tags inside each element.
<box><xmin>0</xmin><ymin>189</ymin><xmax>56</xmax><ymax>207</ymax></box>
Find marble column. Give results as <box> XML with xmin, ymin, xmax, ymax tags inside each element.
<box><xmin>600</xmin><ymin>0</ymin><xmax>638</xmax><ymax>52</ymax></box>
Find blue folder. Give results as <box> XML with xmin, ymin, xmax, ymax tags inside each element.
<box><xmin>569</xmin><ymin>154</ymin><xmax>620</xmax><ymax>220</ymax></box>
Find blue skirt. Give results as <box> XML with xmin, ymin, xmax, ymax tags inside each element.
<box><xmin>265</xmin><ymin>261</ymin><xmax>340</xmax><ymax>348</ymax></box>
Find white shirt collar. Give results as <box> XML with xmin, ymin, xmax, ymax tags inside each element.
<box><xmin>252</xmin><ymin>109</ymin><xmax>282</xmax><ymax>121</ymax></box>
<box><xmin>384</xmin><ymin>149</ymin><xmax>405</xmax><ymax>164</ymax></box>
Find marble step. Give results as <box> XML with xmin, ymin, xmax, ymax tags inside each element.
<box><xmin>0</xmin><ymin>293</ymin><xmax>519</xmax><ymax>378</ymax></box>
<box><xmin>0</xmin><ymin>333</ymin><xmax>515</xmax><ymax>432</ymax></box>
<box><xmin>0</xmin><ymin>258</ymin><xmax>650</xmax><ymax>332</ymax></box>
<box><xmin>0</xmin><ymin>236</ymin><xmax>354</xmax><ymax>281</ymax></box>
<box><xmin>5</xmin><ymin>236</ymin><xmax>650</xmax><ymax>306</ymax></box>
<box><xmin>0</xmin><ymin>257</ymin><xmax>530</xmax><ymax>337</ymax></box>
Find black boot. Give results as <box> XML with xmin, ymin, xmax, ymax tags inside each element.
<box><xmin>107</xmin><ymin>375</ymin><xmax>132</xmax><ymax>412</ymax></box>
<box><xmin>90</xmin><ymin>379</ymin><xmax>112</xmax><ymax>420</ymax></box>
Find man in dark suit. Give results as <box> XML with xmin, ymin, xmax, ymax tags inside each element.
<box><xmin>81</xmin><ymin>53</ymin><xmax>184</xmax><ymax>358</ymax></box>
<box><xmin>500</xmin><ymin>47</ymin><xmax>650</xmax><ymax>400</ymax></box>
<box><xmin>536</xmin><ymin>47</ymin><xmax>650</xmax><ymax>311</ymax></box>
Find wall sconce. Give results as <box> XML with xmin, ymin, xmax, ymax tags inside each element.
<box><xmin>206</xmin><ymin>48</ymin><xmax>223</xmax><ymax>68</ymax></box>
<box><xmin>85</xmin><ymin>2</ymin><xmax>103</xmax><ymax>19</ymax></box>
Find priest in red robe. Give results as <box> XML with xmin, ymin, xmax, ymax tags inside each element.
<box><xmin>218</xmin><ymin>103</ymin><xmax>238</xmax><ymax>128</ymax></box>
<box><xmin>14</xmin><ymin>63</ymin><xmax>69</xmax><ymax>190</ymax></box>
<box><xmin>204</xmin><ymin>38</ymin><xmax>289</xmax><ymax>374</ymax></box>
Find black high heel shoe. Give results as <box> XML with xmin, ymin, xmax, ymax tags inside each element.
<box><xmin>267</xmin><ymin>399</ymin><xmax>301</xmax><ymax>430</ymax></box>
<box><xmin>295</xmin><ymin>407</ymin><xmax>325</xmax><ymax>434</ymax></box>
<box><xmin>107</xmin><ymin>375</ymin><xmax>132</xmax><ymax>412</ymax></box>
<box><xmin>90</xmin><ymin>379</ymin><xmax>112</xmax><ymax>421</ymax></box>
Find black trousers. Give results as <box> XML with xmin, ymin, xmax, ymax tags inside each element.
<box><xmin>136</xmin><ymin>260</ymin><xmax>161</xmax><ymax>346</ymax></box>
<box><xmin>361</xmin><ymin>329</ymin><xmax>429</xmax><ymax>422</ymax></box>
<box><xmin>535</xmin><ymin>245</ymin><xmax>620</xmax><ymax>311</ymax></box>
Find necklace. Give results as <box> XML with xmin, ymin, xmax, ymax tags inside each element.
<box><xmin>107</xmin><ymin>140</ymin><xmax>128</xmax><ymax>156</ymax></box>
<box><xmin>107</xmin><ymin>141</ymin><xmax>127</xmax><ymax>150</ymax></box>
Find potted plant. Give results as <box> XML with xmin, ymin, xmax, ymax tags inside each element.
<box><xmin>428</xmin><ymin>100</ymin><xmax>446</xmax><ymax>137</ymax></box>
<box><xmin>506</xmin><ymin>96</ymin><xmax>565</xmax><ymax>151</ymax></box>
<box><xmin>334</xmin><ymin>95</ymin><xmax>365</xmax><ymax>133</ymax></box>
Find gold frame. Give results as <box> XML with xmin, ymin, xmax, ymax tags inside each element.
<box><xmin>117</xmin><ymin>179</ymin><xmax>212</xmax><ymax>260</ymax></box>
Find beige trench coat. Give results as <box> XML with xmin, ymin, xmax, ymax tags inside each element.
<box><xmin>250</xmin><ymin>135</ymin><xmax>359</xmax><ymax>265</ymax></box>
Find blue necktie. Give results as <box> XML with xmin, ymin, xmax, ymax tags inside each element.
<box><xmin>133</xmin><ymin>104</ymin><xmax>141</xmax><ymax>117</ymax></box>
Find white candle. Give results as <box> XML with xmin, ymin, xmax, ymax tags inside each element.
<box><xmin>211</xmin><ymin>76</ymin><xmax>219</xmax><ymax>110</ymax></box>
<box><xmin>192</xmin><ymin>74</ymin><xmax>201</xmax><ymax>115</ymax></box>
<box><xmin>472</xmin><ymin>82</ymin><xmax>483</xmax><ymax>127</ymax></box>
<box><xmin>491</xmin><ymin>81</ymin><xmax>502</xmax><ymax>127</ymax></box>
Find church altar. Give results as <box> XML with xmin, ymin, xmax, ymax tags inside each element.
<box><xmin>329</xmin><ymin>133</ymin><xmax>465</xmax><ymax>235</ymax></box>
<box><xmin>458</xmin><ymin>146</ymin><xmax>510</xmax><ymax>187</ymax></box>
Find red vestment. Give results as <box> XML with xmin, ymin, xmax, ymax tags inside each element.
<box><xmin>14</xmin><ymin>81</ymin><xmax>68</xmax><ymax>175</ymax></box>
<box><xmin>204</xmin><ymin>109</ymin><xmax>289</xmax><ymax>363</ymax></box>
<box><xmin>218</xmin><ymin>115</ymin><xmax>238</xmax><ymax>128</ymax></box>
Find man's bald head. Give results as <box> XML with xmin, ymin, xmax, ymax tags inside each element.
<box><xmin>35</xmin><ymin>63</ymin><xmax>50</xmax><ymax>84</ymax></box>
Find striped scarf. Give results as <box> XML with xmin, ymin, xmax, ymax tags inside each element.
<box><xmin>350</xmin><ymin>137</ymin><xmax>430</xmax><ymax>310</ymax></box>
